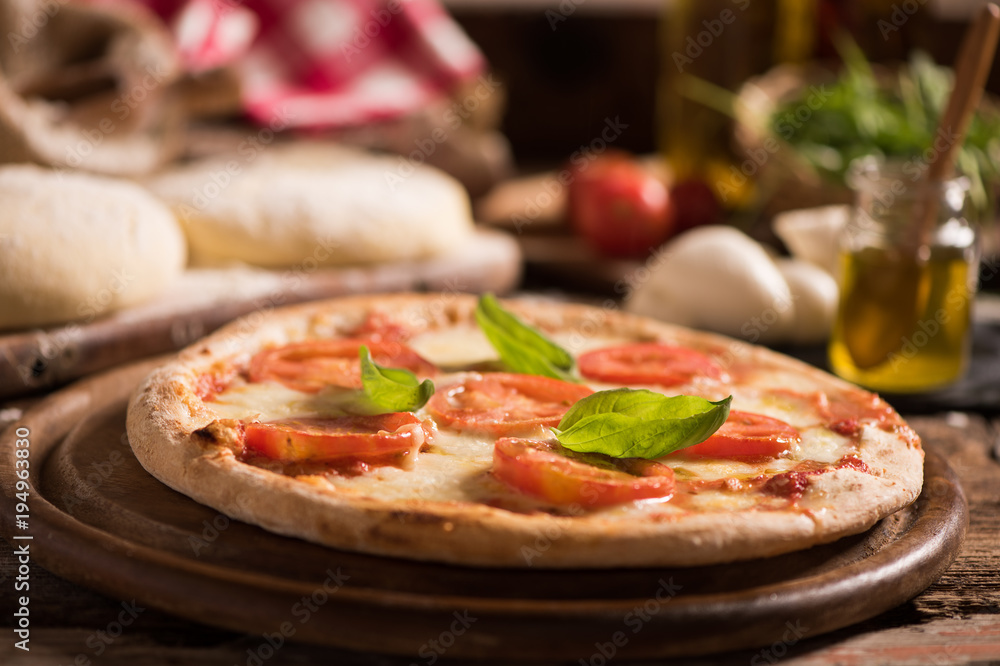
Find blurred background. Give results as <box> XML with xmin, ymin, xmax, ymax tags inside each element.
<box><xmin>3</xmin><ymin>0</ymin><xmax>1000</xmax><ymax>407</ymax></box>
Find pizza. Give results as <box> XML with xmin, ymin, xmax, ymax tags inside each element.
<box><xmin>126</xmin><ymin>293</ymin><xmax>923</xmax><ymax>568</ymax></box>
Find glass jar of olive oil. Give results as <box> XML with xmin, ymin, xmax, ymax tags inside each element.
<box><xmin>828</xmin><ymin>158</ymin><xmax>979</xmax><ymax>393</ymax></box>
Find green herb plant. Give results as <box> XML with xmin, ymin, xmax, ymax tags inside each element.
<box><xmin>770</xmin><ymin>36</ymin><xmax>1000</xmax><ymax>215</ymax></box>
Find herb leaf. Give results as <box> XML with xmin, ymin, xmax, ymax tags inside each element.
<box><xmin>554</xmin><ymin>389</ymin><xmax>731</xmax><ymax>459</ymax></box>
<box><xmin>475</xmin><ymin>294</ymin><xmax>577</xmax><ymax>381</ymax></box>
<box><xmin>358</xmin><ymin>345</ymin><xmax>435</xmax><ymax>412</ymax></box>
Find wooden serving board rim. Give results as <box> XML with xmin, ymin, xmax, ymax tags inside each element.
<box><xmin>0</xmin><ymin>358</ymin><xmax>970</xmax><ymax>659</ymax></box>
<box><xmin>0</xmin><ymin>228</ymin><xmax>521</xmax><ymax>400</ymax></box>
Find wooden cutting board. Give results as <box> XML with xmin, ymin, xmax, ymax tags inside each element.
<box><xmin>0</xmin><ymin>359</ymin><xmax>969</xmax><ymax>660</ymax></box>
<box><xmin>0</xmin><ymin>229</ymin><xmax>520</xmax><ymax>400</ymax></box>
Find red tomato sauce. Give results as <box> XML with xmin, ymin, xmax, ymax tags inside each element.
<box><xmin>195</xmin><ymin>364</ymin><xmax>240</xmax><ymax>401</ymax></box>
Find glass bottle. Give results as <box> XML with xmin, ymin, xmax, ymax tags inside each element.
<box><xmin>657</xmin><ymin>0</ymin><xmax>819</xmax><ymax>209</ymax></box>
<box><xmin>828</xmin><ymin>158</ymin><xmax>980</xmax><ymax>393</ymax></box>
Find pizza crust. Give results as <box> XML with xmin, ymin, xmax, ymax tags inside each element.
<box><xmin>800</xmin><ymin>426</ymin><xmax>923</xmax><ymax>534</ymax></box>
<box><xmin>126</xmin><ymin>294</ymin><xmax>924</xmax><ymax>568</ymax></box>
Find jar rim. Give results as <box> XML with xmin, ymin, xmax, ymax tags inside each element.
<box><xmin>847</xmin><ymin>156</ymin><xmax>971</xmax><ymax>194</ymax></box>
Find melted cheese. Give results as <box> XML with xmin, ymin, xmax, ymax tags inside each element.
<box><xmin>729</xmin><ymin>391</ymin><xmax>820</xmax><ymax>428</ymax></box>
<box><xmin>207</xmin><ymin>381</ymin><xmax>358</xmax><ymax>422</ymax></box>
<box><xmin>549</xmin><ymin>333</ymin><xmax>637</xmax><ymax>356</ymax></box>
<box><xmin>797</xmin><ymin>427</ymin><xmax>851</xmax><ymax>464</ymax></box>
<box><xmin>326</xmin><ymin>429</ymin><xmax>498</xmax><ymax>502</ymax></box>
<box><xmin>406</xmin><ymin>327</ymin><xmax>635</xmax><ymax>368</ymax></box>
<box><xmin>408</xmin><ymin>326</ymin><xmax>498</xmax><ymax>368</ymax></box>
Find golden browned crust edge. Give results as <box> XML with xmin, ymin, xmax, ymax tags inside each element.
<box><xmin>126</xmin><ymin>293</ymin><xmax>924</xmax><ymax>568</ymax></box>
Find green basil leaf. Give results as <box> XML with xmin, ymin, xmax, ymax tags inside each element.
<box><xmin>475</xmin><ymin>294</ymin><xmax>577</xmax><ymax>381</ymax></box>
<box><xmin>358</xmin><ymin>345</ymin><xmax>435</xmax><ymax>412</ymax></box>
<box><xmin>555</xmin><ymin>389</ymin><xmax>731</xmax><ymax>459</ymax></box>
<box><xmin>558</xmin><ymin>388</ymin><xmax>676</xmax><ymax>429</ymax></box>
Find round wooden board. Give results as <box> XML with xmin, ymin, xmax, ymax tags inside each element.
<box><xmin>0</xmin><ymin>359</ymin><xmax>969</xmax><ymax>660</ymax></box>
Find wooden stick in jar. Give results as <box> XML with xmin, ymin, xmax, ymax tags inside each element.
<box><xmin>919</xmin><ymin>3</ymin><xmax>1000</xmax><ymax>244</ymax></box>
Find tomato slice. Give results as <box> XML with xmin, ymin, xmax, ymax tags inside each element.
<box><xmin>248</xmin><ymin>339</ymin><xmax>436</xmax><ymax>393</ymax></box>
<box><xmin>427</xmin><ymin>373</ymin><xmax>593</xmax><ymax>436</ymax></box>
<box><xmin>243</xmin><ymin>413</ymin><xmax>432</xmax><ymax>463</ymax></box>
<box><xmin>682</xmin><ymin>411</ymin><xmax>800</xmax><ymax>459</ymax></box>
<box><xmin>815</xmin><ymin>390</ymin><xmax>898</xmax><ymax>426</ymax></box>
<box><xmin>578</xmin><ymin>343</ymin><xmax>726</xmax><ymax>386</ymax></box>
<box><xmin>493</xmin><ymin>438</ymin><xmax>675</xmax><ymax>507</ymax></box>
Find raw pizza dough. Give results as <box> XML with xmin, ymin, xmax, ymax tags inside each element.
<box><xmin>0</xmin><ymin>164</ymin><xmax>186</xmax><ymax>330</ymax></box>
<box><xmin>145</xmin><ymin>143</ymin><xmax>475</xmax><ymax>268</ymax></box>
<box><xmin>127</xmin><ymin>294</ymin><xmax>923</xmax><ymax>568</ymax></box>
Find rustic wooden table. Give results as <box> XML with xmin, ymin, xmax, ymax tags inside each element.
<box><xmin>2</xmin><ymin>403</ymin><xmax>998</xmax><ymax>666</ymax></box>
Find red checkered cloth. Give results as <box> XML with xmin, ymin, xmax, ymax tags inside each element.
<box><xmin>133</xmin><ymin>0</ymin><xmax>485</xmax><ymax>128</ymax></box>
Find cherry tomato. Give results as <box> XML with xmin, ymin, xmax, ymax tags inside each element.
<box><xmin>578</xmin><ymin>343</ymin><xmax>726</xmax><ymax>387</ymax></box>
<box><xmin>243</xmin><ymin>413</ymin><xmax>432</xmax><ymax>463</ymax></box>
<box><xmin>248</xmin><ymin>339</ymin><xmax>436</xmax><ymax>393</ymax></box>
<box><xmin>493</xmin><ymin>438</ymin><xmax>676</xmax><ymax>507</ymax></box>
<box><xmin>669</xmin><ymin>179</ymin><xmax>722</xmax><ymax>234</ymax></box>
<box><xmin>568</xmin><ymin>151</ymin><xmax>675</xmax><ymax>258</ymax></box>
<box><xmin>426</xmin><ymin>373</ymin><xmax>594</xmax><ymax>436</ymax></box>
<box><xmin>682</xmin><ymin>411</ymin><xmax>800</xmax><ymax>459</ymax></box>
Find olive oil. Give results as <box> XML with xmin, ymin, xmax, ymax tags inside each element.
<box><xmin>657</xmin><ymin>0</ymin><xmax>816</xmax><ymax>208</ymax></box>
<box><xmin>829</xmin><ymin>246</ymin><xmax>975</xmax><ymax>393</ymax></box>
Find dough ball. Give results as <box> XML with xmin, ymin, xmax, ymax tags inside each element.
<box><xmin>775</xmin><ymin>258</ymin><xmax>839</xmax><ymax>345</ymax></box>
<box><xmin>146</xmin><ymin>142</ymin><xmax>475</xmax><ymax>268</ymax></box>
<box><xmin>627</xmin><ymin>226</ymin><xmax>795</xmax><ymax>344</ymax></box>
<box><xmin>0</xmin><ymin>165</ymin><xmax>186</xmax><ymax>330</ymax></box>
